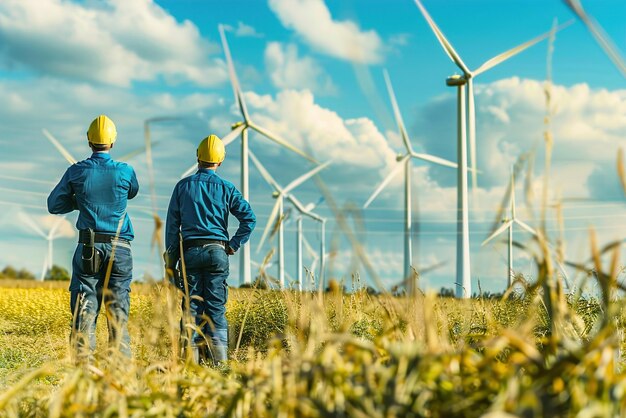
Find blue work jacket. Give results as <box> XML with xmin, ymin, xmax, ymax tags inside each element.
<box><xmin>165</xmin><ymin>168</ymin><xmax>256</xmax><ymax>255</ymax></box>
<box><xmin>47</xmin><ymin>152</ymin><xmax>139</xmax><ymax>241</ymax></box>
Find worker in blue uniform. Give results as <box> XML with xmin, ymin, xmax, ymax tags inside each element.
<box><xmin>47</xmin><ymin>115</ymin><xmax>139</xmax><ymax>362</ymax></box>
<box><xmin>164</xmin><ymin>134</ymin><xmax>255</xmax><ymax>365</ymax></box>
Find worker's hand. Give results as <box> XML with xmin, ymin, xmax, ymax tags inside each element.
<box><xmin>225</xmin><ymin>244</ymin><xmax>235</xmax><ymax>256</ymax></box>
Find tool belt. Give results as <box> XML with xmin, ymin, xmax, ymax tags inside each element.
<box><xmin>78</xmin><ymin>231</ymin><xmax>129</xmax><ymax>244</ymax></box>
<box><xmin>183</xmin><ymin>239</ymin><xmax>225</xmax><ymax>251</ymax></box>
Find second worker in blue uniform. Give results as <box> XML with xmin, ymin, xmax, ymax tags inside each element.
<box><xmin>165</xmin><ymin>134</ymin><xmax>255</xmax><ymax>365</ymax></box>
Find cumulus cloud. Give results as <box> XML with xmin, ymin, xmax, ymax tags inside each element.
<box><xmin>414</xmin><ymin>77</ymin><xmax>626</xmax><ymax>195</ymax></box>
<box><xmin>0</xmin><ymin>0</ymin><xmax>227</xmax><ymax>87</ymax></box>
<box><xmin>268</xmin><ymin>0</ymin><xmax>384</xmax><ymax>64</ymax></box>
<box><xmin>264</xmin><ymin>42</ymin><xmax>336</xmax><ymax>95</ymax></box>
<box><xmin>243</xmin><ymin>89</ymin><xmax>397</xmax><ymax>173</ymax></box>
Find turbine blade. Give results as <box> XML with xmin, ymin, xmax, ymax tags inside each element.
<box><xmin>286</xmin><ymin>194</ymin><xmax>309</xmax><ymax>215</ymax></box>
<box><xmin>42</xmin><ymin>129</ymin><xmax>77</xmax><ymax>165</ymax></box>
<box><xmin>180</xmin><ymin>163</ymin><xmax>197</xmax><ymax>179</ymax></box>
<box><xmin>514</xmin><ymin>219</ymin><xmax>538</xmax><ymax>237</ymax></box>
<box><xmin>219</xmin><ymin>24</ymin><xmax>250</xmax><ymax>122</ymax></box>
<box><xmin>18</xmin><ymin>212</ymin><xmax>47</xmax><ymax>239</ymax></box>
<box><xmin>283</xmin><ymin>161</ymin><xmax>332</xmax><ymax>194</ymax></box>
<box><xmin>411</xmin><ymin>152</ymin><xmax>457</xmax><ymax>169</ymax></box>
<box><xmin>413</xmin><ymin>0</ymin><xmax>471</xmax><ymax>75</ymax></box>
<box><xmin>248</xmin><ymin>122</ymin><xmax>318</xmax><ymax>164</ymax></box>
<box><xmin>222</xmin><ymin>123</ymin><xmax>246</xmax><ymax>147</ymax></box>
<box><xmin>482</xmin><ymin>220</ymin><xmax>513</xmax><ymax>246</ymax></box>
<box><xmin>248</xmin><ymin>149</ymin><xmax>283</xmax><ymax>193</ymax></box>
<box><xmin>304</xmin><ymin>196</ymin><xmax>325</xmax><ymax>212</ymax></box>
<box><xmin>467</xmin><ymin>79</ymin><xmax>478</xmax><ymax>191</ymax></box>
<box><xmin>363</xmin><ymin>155</ymin><xmax>409</xmax><ymax>208</ymax></box>
<box><xmin>287</xmin><ymin>195</ymin><xmax>324</xmax><ymax>222</ymax></box>
<box><xmin>489</xmin><ymin>157</ymin><xmax>524</xmax><ymax>236</ymax></box>
<box><xmin>256</xmin><ymin>198</ymin><xmax>282</xmax><ymax>253</ymax></box>
<box><xmin>118</xmin><ymin>141</ymin><xmax>159</xmax><ymax>162</ymax></box>
<box><xmin>472</xmin><ymin>21</ymin><xmax>574</xmax><ymax>76</ymax></box>
<box><xmin>564</xmin><ymin>0</ymin><xmax>626</xmax><ymax>77</ymax></box>
<box><xmin>383</xmin><ymin>69</ymin><xmax>413</xmax><ymax>153</ymax></box>
<box><xmin>146</xmin><ymin>116</ymin><xmax>180</xmax><ymax>124</ymax></box>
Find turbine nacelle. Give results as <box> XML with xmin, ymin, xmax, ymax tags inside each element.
<box><xmin>445</xmin><ymin>74</ymin><xmax>467</xmax><ymax>86</ymax></box>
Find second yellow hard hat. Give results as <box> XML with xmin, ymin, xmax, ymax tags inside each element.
<box><xmin>87</xmin><ymin>115</ymin><xmax>117</xmax><ymax>145</ymax></box>
<box><xmin>197</xmin><ymin>134</ymin><xmax>225</xmax><ymax>163</ymax></box>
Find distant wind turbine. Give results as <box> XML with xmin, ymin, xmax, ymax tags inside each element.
<box><xmin>18</xmin><ymin>212</ymin><xmax>67</xmax><ymax>281</ymax></box>
<box><xmin>482</xmin><ymin>168</ymin><xmax>537</xmax><ymax>288</ymax></box>
<box><xmin>248</xmin><ymin>149</ymin><xmax>330</xmax><ymax>288</ymax></box>
<box><xmin>363</xmin><ymin>69</ymin><xmax>457</xmax><ymax>282</ymax></box>
<box><xmin>413</xmin><ymin>0</ymin><xmax>572</xmax><ymax>297</ymax></box>
<box><xmin>289</xmin><ymin>197</ymin><xmax>326</xmax><ymax>291</ymax></box>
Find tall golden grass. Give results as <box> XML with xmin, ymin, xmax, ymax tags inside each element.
<box><xmin>0</xmin><ymin>234</ymin><xmax>624</xmax><ymax>418</ymax></box>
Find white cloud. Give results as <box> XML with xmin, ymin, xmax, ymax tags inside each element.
<box><xmin>268</xmin><ymin>0</ymin><xmax>384</xmax><ymax>64</ymax></box>
<box><xmin>243</xmin><ymin>89</ymin><xmax>397</xmax><ymax>173</ymax></box>
<box><xmin>0</xmin><ymin>0</ymin><xmax>227</xmax><ymax>87</ymax></box>
<box><xmin>223</xmin><ymin>21</ymin><xmax>264</xmax><ymax>38</ymax></box>
<box><xmin>264</xmin><ymin>42</ymin><xmax>336</xmax><ymax>95</ymax></box>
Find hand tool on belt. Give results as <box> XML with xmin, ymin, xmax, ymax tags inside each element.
<box><xmin>78</xmin><ymin>229</ymin><xmax>103</xmax><ymax>275</ymax></box>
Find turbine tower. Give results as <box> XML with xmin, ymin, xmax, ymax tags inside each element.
<box><xmin>363</xmin><ymin>70</ymin><xmax>457</xmax><ymax>281</ymax></box>
<box><xmin>289</xmin><ymin>198</ymin><xmax>325</xmax><ymax>291</ymax></box>
<box><xmin>248</xmin><ymin>150</ymin><xmax>330</xmax><ymax>288</ymax></box>
<box><xmin>482</xmin><ymin>169</ymin><xmax>536</xmax><ymax>287</ymax></box>
<box><xmin>413</xmin><ymin>0</ymin><xmax>569</xmax><ymax>297</ymax></box>
<box><xmin>182</xmin><ymin>24</ymin><xmax>318</xmax><ymax>287</ymax></box>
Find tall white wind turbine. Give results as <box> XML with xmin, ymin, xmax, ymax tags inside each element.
<box><xmin>18</xmin><ymin>212</ymin><xmax>67</xmax><ymax>281</ymax></box>
<box><xmin>481</xmin><ymin>169</ymin><xmax>537</xmax><ymax>288</ymax></box>
<box><xmin>248</xmin><ymin>150</ymin><xmax>330</xmax><ymax>288</ymax></box>
<box><xmin>413</xmin><ymin>0</ymin><xmax>570</xmax><ymax>297</ymax></box>
<box><xmin>179</xmin><ymin>25</ymin><xmax>318</xmax><ymax>286</ymax></box>
<box><xmin>363</xmin><ymin>70</ymin><xmax>457</xmax><ymax>282</ymax></box>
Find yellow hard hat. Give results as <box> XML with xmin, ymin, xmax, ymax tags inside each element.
<box><xmin>197</xmin><ymin>134</ymin><xmax>225</xmax><ymax>163</ymax></box>
<box><xmin>87</xmin><ymin>115</ymin><xmax>117</xmax><ymax>145</ymax></box>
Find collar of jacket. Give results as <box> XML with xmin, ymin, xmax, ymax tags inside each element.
<box><xmin>90</xmin><ymin>152</ymin><xmax>111</xmax><ymax>160</ymax></box>
<box><xmin>198</xmin><ymin>167</ymin><xmax>217</xmax><ymax>174</ymax></box>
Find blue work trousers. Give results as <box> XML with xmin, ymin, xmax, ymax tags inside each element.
<box><xmin>182</xmin><ymin>243</ymin><xmax>229</xmax><ymax>362</ymax></box>
<box><xmin>69</xmin><ymin>241</ymin><xmax>133</xmax><ymax>361</ymax></box>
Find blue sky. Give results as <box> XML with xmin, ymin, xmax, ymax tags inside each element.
<box><xmin>0</xmin><ymin>0</ymin><xmax>624</xmax><ymax>293</ymax></box>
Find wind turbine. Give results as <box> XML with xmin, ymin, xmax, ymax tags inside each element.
<box><xmin>248</xmin><ymin>149</ymin><xmax>330</xmax><ymax>288</ymax></box>
<box><xmin>363</xmin><ymin>70</ymin><xmax>457</xmax><ymax>282</ymax></box>
<box><xmin>482</xmin><ymin>168</ymin><xmax>537</xmax><ymax>288</ymax></box>
<box><xmin>288</xmin><ymin>198</ymin><xmax>326</xmax><ymax>291</ymax></box>
<box><xmin>413</xmin><ymin>0</ymin><xmax>571</xmax><ymax>297</ymax></box>
<box><xmin>17</xmin><ymin>212</ymin><xmax>67</xmax><ymax>280</ymax></box>
<box><xmin>179</xmin><ymin>25</ymin><xmax>318</xmax><ymax>286</ymax></box>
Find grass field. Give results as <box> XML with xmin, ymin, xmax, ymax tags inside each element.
<box><xmin>0</xmin><ymin>246</ymin><xmax>625</xmax><ymax>418</ymax></box>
